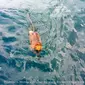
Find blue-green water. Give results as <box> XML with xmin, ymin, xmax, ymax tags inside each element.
<box><xmin>0</xmin><ymin>0</ymin><xmax>85</xmax><ymax>85</ymax></box>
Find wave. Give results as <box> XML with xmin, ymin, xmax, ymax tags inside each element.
<box><xmin>0</xmin><ymin>0</ymin><xmax>85</xmax><ymax>84</ymax></box>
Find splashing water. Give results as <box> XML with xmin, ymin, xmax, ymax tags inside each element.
<box><xmin>0</xmin><ymin>0</ymin><xmax>85</xmax><ymax>85</ymax></box>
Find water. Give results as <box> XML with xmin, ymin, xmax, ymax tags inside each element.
<box><xmin>0</xmin><ymin>0</ymin><xmax>85</xmax><ymax>85</ymax></box>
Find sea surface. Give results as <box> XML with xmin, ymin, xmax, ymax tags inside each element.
<box><xmin>0</xmin><ymin>0</ymin><xmax>85</xmax><ymax>85</ymax></box>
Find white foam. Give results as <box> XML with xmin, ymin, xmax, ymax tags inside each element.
<box><xmin>0</xmin><ymin>0</ymin><xmax>50</xmax><ymax>11</ymax></box>
<box><xmin>29</xmin><ymin>31</ymin><xmax>34</xmax><ymax>34</ymax></box>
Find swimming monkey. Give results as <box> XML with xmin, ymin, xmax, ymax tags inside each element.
<box><xmin>27</xmin><ymin>14</ymin><xmax>42</xmax><ymax>56</ymax></box>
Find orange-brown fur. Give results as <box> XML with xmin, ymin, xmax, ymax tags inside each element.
<box><xmin>29</xmin><ymin>31</ymin><xmax>42</xmax><ymax>52</ymax></box>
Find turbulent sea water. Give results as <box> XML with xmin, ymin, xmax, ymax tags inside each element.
<box><xmin>0</xmin><ymin>0</ymin><xmax>85</xmax><ymax>85</ymax></box>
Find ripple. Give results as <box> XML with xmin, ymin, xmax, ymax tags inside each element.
<box><xmin>0</xmin><ymin>0</ymin><xmax>85</xmax><ymax>84</ymax></box>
